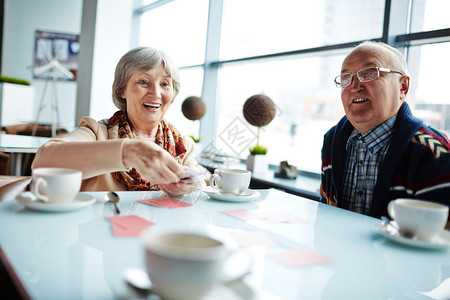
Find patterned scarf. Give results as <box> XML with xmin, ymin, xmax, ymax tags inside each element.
<box><xmin>108</xmin><ymin>110</ymin><xmax>187</xmax><ymax>191</ymax></box>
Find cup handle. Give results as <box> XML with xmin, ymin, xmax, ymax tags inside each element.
<box><xmin>32</xmin><ymin>177</ymin><xmax>50</xmax><ymax>202</ymax></box>
<box><xmin>210</xmin><ymin>174</ymin><xmax>222</xmax><ymax>190</ymax></box>
<box><xmin>387</xmin><ymin>200</ymin><xmax>395</xmax><ymax>219</ymax></box>
<box><xmin>222</xmin><ymin>250</ymin><xmax>253</xmax><ymax>284</ymax></box>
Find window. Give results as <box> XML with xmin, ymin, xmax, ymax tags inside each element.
<box><xmin>138</xmin><ymin>0</ymin><xmax>208</xmax><ymax>66</ymax></box>
<box><xmin>134</xmin><ymin>0</ymin><xmax>450</xmax><ymax>174</ymax></box>
<box><xmin>220</xmin><ymin>0</ymin><xmax>385</xmax><ymax>60</ymax></box>
<box><xmin>138</xmin><ymin>0</ymin><xmax>208</xmax><ymax>138</ymax></box>
<box><xmin>410</xmin><ymin>0</ymin><xmax>450</xmax><ymax>33</ymax></box>
<box><xmin>164</xmin><ymin>67</ymin><xmax>204</xmax><ymax>138</ymax></box>
<box><xmin>407</xmin><ymin>42</ymin><xmax>450</xmax><ymax>135</ymax></box>
<box><xmin>215</xmin><ymin>52</ymin><xmax>345</xmax><ymax>172</ymax></box>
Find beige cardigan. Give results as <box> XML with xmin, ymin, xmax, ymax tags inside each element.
<box><xmin>32</xmin><ymin>117</ymin><xmax>201</xmax><ymax>191</ymax></box>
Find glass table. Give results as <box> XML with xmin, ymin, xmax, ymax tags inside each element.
<box><xmin>0</xmin><ymin>134</ymin><xmax>50</xmax><ymax>175</ymax></box>
<box><xmin>0</xmin><ymin>189</ymin><xmax>449</xmax><ymax>299</ymax></box>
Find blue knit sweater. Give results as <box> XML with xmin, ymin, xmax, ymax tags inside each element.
<box><xmin>320</xmin><ymin>102</ymin><xmax>450</xmax><ymax>218</ymax></box>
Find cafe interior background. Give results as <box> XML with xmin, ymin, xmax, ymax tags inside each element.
<box><xmin>1</xmin><ymin>0</ymin><xmax>450</xmax><ymax>187</ymax></box>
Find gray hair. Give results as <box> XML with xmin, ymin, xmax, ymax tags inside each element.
<box><xmin>112</xmin><ymin>47</ymin><xmax>181</xmax><ymax>110</ymax></box>
<box><xmin>351</xmin><ymin>41</ymin><xmax>409</xmax><ymax>77</ymax></box>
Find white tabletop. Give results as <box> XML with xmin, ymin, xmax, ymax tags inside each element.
<box><xmin>0</xmin><ymin>189</ymin><xmax>449</xmax><ymax>299</ymax></box>
<box><xmin>0</xmin><ymin>134</ymin><xmax>50</xmax><ymax>153</ymax></box>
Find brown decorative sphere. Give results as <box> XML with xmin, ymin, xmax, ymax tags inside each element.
<box><xmin>243</xmin><ymin>94</ymin><xmax>276</xmax><ymax>127</ymax></box>
<box><xmin>182</xmin><ymin>96</ymin><xmax>206</xmax><ymax>121</ymax></box>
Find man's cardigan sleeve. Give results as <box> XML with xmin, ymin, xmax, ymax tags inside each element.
<box><xmin>320</xmin><ymin>126</ymin><xmax>338</xmax><ymax>207</ymax></box>
<box><xmin>387</xmin><ymin>126</ymin><xmax>450</xmax><ymax>207</ymax></box>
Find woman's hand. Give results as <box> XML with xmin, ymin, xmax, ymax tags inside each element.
<box><xmin>122</xmin><ymin>139</ymin><xmax>185</xmax><ymax>184</ymax></box>
<box><xmin>159</xmin><ymin>182</ymin><xmax>195</xmax><ymax>196</ymax></box>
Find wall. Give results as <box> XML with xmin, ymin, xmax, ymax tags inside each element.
<box><xmin>2</xmin><ymin>0</ymin><xmax>82</xmax><ymax>128</ymax></box>
<box><xmin>0</xmin><ymin>82</ymin><xmax>34</xmax><ymax>126</ymax></box>
<box><xmin>76</xmin><ymin>0</ymin><xmax>134</xmax><ymax>123</ymax></box>
<box><xmin>1</xmin><ymin>0</ymin><xmax>134</xmax><ymax>129</ymax></box>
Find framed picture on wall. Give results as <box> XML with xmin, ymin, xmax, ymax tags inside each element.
<box><xmin>33</xmin><ymin>30</ymin><xmax>80</xmax><ymax>81</ymax></box>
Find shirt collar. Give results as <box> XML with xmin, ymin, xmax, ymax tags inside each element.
<box><xmin>346</xmin><ymin>115</ymin><xmax>397</xmax><ymax>154</ymax></box>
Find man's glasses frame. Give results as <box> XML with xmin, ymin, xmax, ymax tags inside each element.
<box><xmin>334</xmin><ymin>67</ymin><xmax>403</xmax><ymax>88</ymax></box>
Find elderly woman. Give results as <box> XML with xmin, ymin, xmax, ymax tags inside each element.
<box><xmin>32</xmin><ymin>47</ymin><xmax>202</xmax><ymax>195</ymax></box>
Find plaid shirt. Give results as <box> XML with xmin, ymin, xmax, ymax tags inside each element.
<box><xmin>342</xmin><ymin>115</ymin><xmax>397</xmax><ymax>214</ymax></box>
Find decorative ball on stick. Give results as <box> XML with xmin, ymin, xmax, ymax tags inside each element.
<box><xmin>243</xmin><ymin>94</ymin><xmax>276</xmax><ymax>127</ymax></box>
<box><xmin>182</xmin><ymin>96</ymin><xmax>206</xmax><ymax>143</ymax></box>
<box><xmin>243</xmin><ymin>94</ymin><xmax>276</xmax><ymax>155</ymax></box>
<box><xmin>182</xmin><ymin>96</ymin><xmax>206</xmax><ymax>121</ymax></box>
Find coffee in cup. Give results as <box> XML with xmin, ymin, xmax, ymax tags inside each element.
<box><xmin>141</xmin><ymin>230</ymin><xmax>248</xmax><ymax>300</ymax></box>
<box><xmin>210</xmin><ymin>168</ymin><xmax>251</xmax><ymax>195</ymax></box>
<box><xmin>31</xmin><ymin>168</ymin><xmax>82</xmax><ymax>204</ymax></box>
<box><xmin>388</xmin><ymin>198</ymin><xmax>449</xmax><ymax>241</ymax></box>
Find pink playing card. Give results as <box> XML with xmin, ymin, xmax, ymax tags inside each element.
<box><xmin>138</xmin><ymin>198</ymin><xmax>193</xmax><ymax>208</ymax></box>
<box><xmin>106</xmin><ymin>215</ymin><xmax>154</xmax><ymax>237</ymax></box>
<box><xmin>267</xmin><ymin>248</ymin><xmax>333</xmax><ymax>267</ymax></box>
<box><xmin>223</xmin><ymin>209</ymin><xmax>255</xmax><ymax>220</ymax></box>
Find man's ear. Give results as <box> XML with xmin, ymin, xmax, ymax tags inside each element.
<box><xmin>400</xmin><ymin>76</ymin><xmax>410</xmax><ymax>100</ymax></box>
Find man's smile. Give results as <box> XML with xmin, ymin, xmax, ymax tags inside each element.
<box><xmin>353</xmin><ymin>98</ymin><xmax>369</xmax><ymax>103</ymax></box>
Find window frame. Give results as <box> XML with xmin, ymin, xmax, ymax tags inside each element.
<box><xmin>133</xmin><ymin>0</ymin><xmax>450</xmax><ymax>175</ymax></box>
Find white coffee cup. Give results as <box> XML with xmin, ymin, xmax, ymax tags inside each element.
<box><xmin>31</xmin><ymin>168</ymin><xmax>82</xmax><ymax>204</ymax></box>
<box><xmin>388</xmin><ymin>198</ymin><xmax>449</xmax><ymax>241</ymax></box>
<box><xmin>210</xmin><ymin>168</ymin><xmax>251</xmax><ymax>195</ymax></box>
<box><xmin>141</xmin><ymin>230</ymin><xmax>250</xmax><ymax>300</ymax></box>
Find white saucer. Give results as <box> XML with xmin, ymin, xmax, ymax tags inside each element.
<box><xmin>376</xmin><ymin>222</ymin><xmax>450</xmax><ymax>250</ymax></box>
<box><xmin>16</xmin><ymin>192</ymin><xmax>96</xmax><ymax>212</ymax></box>
<box><xmin>122</xmin><ymin>278</ymin><xmax>255</xmax><ymax>300</ymax></box>
<box><xmin>203</xmin><ymin>188</ymin><xmax>261</xmax><ymax>202</ymax></box>
<box><xmin>202</xmin><ymin>280</ymin><xmax>254</xmax><ymax>300</ymax></box>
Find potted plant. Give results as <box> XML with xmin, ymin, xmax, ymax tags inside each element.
<box><xmin>247</xmin><ymin>144</ymin><xmax>268</xmax><ymax>173</ymax></box>
<box><xmin>0</xmin><ymin>75</ymin><xmax>31</xmax><ymax>86</ymax></box>
<box><xmin>243</xmin><ymin>94</ymin><xmax>276</xmax><ymax>173</ymax></box>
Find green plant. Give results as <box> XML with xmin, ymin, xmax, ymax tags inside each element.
<box><xmin>189</xmin><ymin>135</ymin><xmax>201</xmax><ymax>143</ymax></box>
<box><xmin>0</xmin><ymin>75</ymin><xmax>30</xmax><ymax>86</ymax></box>
<box><xmin>249</xmin><ymin>144</ymin><xmax>267</xmax><ymax>155</ymax></box>
<box><xmin>248</xmin><ymin>127</ymin><xmax>268</xmax><ymax>155</ymax></box>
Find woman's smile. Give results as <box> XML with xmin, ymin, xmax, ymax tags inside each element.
<box><xmin>143</xmin><ymin>102</ymin><xmax>162</xmax><ymax>110</ymax></box>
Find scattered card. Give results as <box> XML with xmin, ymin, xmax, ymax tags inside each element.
<box><xmin>223</xmin><ymin>209</ymin><xmax>255</xmax><ymax>220</ymax></box>
<box><xmin>106</xmin><ymin>215</ymin><xmax>154</xmax><ymax>237</ymax></box>
<box><xmin>267</xmin><ymin>248</ymin><xmax>333</xmax><ymax>267</ymax></box>
<box><xmin>138</xmin><ymin>198</ymin><xmax>193</xmax><ymax>208</ymax></box>
<box><xmin>230</xmin><ymin>231</ymin><xmax>278</xmax><ymax>247</ymax></box>
<box><xmin>179</xmin><ymin>166</ymin><xmax>203</xmax><ymax>183</ymax></box>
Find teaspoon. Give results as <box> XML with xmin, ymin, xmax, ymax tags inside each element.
<box><xmin>124</xmin><ymin>268</ymin><xmax>152</xmax><ymax>295</ymax></box>
<box><xmin>105</xmin><ymin>191</ymin><xmax>120</xmax><ymax>214</ymax></box>
<box><xmin>381</xmin><ymin>216</ymin><xmax>414</xmax><ymax>239</ymax></box>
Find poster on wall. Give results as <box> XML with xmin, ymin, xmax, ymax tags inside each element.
<box><xmin>33</xmin><ymin>30</ymin><xmax>80</xmax><ymax>81</ymax></box>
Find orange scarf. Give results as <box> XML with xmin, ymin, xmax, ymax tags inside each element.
<box><xmin>108</xmin><ymin>110</ymin><xmax>187</xmax><ymax>191</ymax></box>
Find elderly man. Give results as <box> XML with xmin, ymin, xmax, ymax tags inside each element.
<box><xmin>320</xmin><ymin>41</ymin><xmax>450</xmax><ymax>218</ymax></box>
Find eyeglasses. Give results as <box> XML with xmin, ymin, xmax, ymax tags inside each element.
<box><xmin>334</xmin><ymin>67</ymin><xmax>403</xmax><ymax>88</ymax></box>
